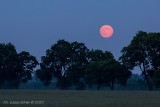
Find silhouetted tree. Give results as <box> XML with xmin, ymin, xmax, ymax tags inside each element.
<box><xmin>0</xmin><ymin>43</ymin><xmax>38</xmax><ymax>89</ymax></box>
<box><xmin>119</xmin><ymin>31</ymin><xmax>160</xmax><ymax>90</ymax></box>
<box><xmin>66</xmin><ymin>41</ymin><xmax>89</xmax><ymax>89</ymax></box>
<box><xmin>85</xmin><ymin>59</ymin><xmax>131</xmax><ymax>90</ymax></box>
<box><xmin>18</xmin><ymin>51</ymin><xmax>38</xmax><ymax>83</ymax></box>
<box><xmin>36</xmin><ymin>40</ymin><xmax>89</xmax><ymax>89</ymax></box>
<box><xmin>117</xmin><ymin>64</ymin><xmax>132</xmax><ymax>86</ymax></box>
<box><xmin>85</xmin><ymin>50</ymin><xmax>114</xmax><ymax>90</ymax></box>
<box><xmin>85</xmin><ymin>60</ymin><xmax>104</xmax><ymax>90</ymax></box>
<box><xmin>0</xmin><ymin>43</ymin><xmax>18</xmax><ymax>88</ymax></box>
<box><xmin>37</xmin><ymin>39</ymin><xmax>132</xmax><ymax>90</ymax></box>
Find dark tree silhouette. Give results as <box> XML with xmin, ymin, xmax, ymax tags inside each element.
<box><xmin>85</xmin><ymin>59</ymin><xmax>131</xmax><ymax>90</ymax></box>
<box><xmin>0</xmin><ymin>43</ymin><xmax>18</xmax><ymax>88</ymax></box>
<box><xmin>66</xmin><ymin>41</ymin><xmax>89</xmax><ymax>90</ymax></box>
<box><xmin>0</xmin><ymin>43</ymin><xmax>38</xmax><ymax>89</ymax></box>
<box><xmin>18</xmin><ymin>51</ymin><xmax>38</xmax><ymax>83</ymax></box>
<box><xmin>36</xmin><ymin>39</ymin><xmax>89</xmax><ymax>89</ymax></box>
<box><xmin>37</xmin><ymin>40</ymin><xmax>132</xmax><ymax>90</ymax></box>
<box><xmin>119</xmin><ymin>31</ymin><xmax>160</xmax><ymax>90</ymax></box>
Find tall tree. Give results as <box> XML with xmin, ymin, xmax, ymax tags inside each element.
<box><xmin>0</xmin><ymin>43</ymin><xmax>18</xmax><ymax>88</ymax></box>
<box><xmin>37</xmin><ymin>39</ymin><xmax>71</xmax><ymax>89</ymax></box>
<box><xmin>85</xmin><ymin>49</ymin><xmax>114</xmax><ymax>90</ymax></box>
<box><xmin>0</xmin><ymin>43</ymin><xmax>38</xmax><ymax>89</ymax></box>
<box><xmin>119</xmin><ymin>31</ymin><xmax>160</xmax><ymax>90</ymax></box>
<box><xmin>18</xmin><ymin>51</ymin><xmax>38</xmax><ymax>83</ymax></box>
<box><xmin>36</xmin><ymin>40</ymin><xmax>89</xmax><ymax>89</ymax></box>
<box><xmin>146</xmin><ymin>32</ymin><xmax>160</xmax><ymax>70</ymax></box>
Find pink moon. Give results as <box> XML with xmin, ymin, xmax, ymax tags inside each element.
<box><xmin>100</xmin><ymin>25</ymin><xmax>114</xmax><ymax>38</ymax></box>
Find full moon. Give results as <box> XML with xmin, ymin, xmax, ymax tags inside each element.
<box><xmin>100</xmin><ymin>25</ymin><xmax>113</xmax><ymax>38</ymax></box>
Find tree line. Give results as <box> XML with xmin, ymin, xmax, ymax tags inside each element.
<box><xmin>0</xmin><ymin>31</ymin><xmax>160</xmax><ymax>90</ymax></box>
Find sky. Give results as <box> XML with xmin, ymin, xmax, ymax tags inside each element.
<box><xmin>0</xmin><ymin>0</ymin><xmax>160</xmax><ymax>74</ymax></box>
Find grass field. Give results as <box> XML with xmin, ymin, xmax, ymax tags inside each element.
<box><xmin>0</xmin><ymin>90</ymin><xmax>160</xmax><ymax>107</ymax></box>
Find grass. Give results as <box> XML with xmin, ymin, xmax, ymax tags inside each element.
<box><xmin>0</xmin><ymin>90</ymin><xmax>160</xmax><ymax>107</ymax></box>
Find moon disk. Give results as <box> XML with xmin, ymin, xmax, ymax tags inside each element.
<box><xmin>100</xmin><ymin>25</ymin><xmax>113</xmax><ymax>38</ymax></box>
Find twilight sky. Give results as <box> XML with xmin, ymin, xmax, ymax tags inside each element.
<box><xmin>0</xmin><ymin>0</ymin><xmax>160</xmax><ymax>74</ymax></box>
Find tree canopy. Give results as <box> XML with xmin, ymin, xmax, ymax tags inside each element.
<box><xmin>119</xmin><ymin>31</ymin><xmax>160</xmax><ymax>90</ymax></box>
<box><xmin>0</xmin><ymin>43</ymin><xmax>38</xmax><ymax>89</ymax></box>
<box><xmin>36</xmin><ymin>40</ymin><xmax>89</xmax><ymax>89</ymax></box>
<box><xmin>85</xmin><ymin>59</ymin><xmax>131</xmax><ymax>90</ymax></box>
<box><xmin>36</xmin><ymin>39</ymin><xmax>131</xmax><ymax>90</ymax></box>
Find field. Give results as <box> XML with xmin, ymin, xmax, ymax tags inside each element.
<box><xmin>0</xmin><ymin>90</ymin><xmax>160</xmax><ymax>107</ymax></box>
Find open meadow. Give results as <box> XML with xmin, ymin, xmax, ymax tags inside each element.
<box><xmin>0</xmin><ymin>90</ymin><xmax>160</xmax><ymax>107</ymax></box>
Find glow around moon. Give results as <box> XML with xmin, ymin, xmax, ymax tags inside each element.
<box><xmin>100</xmin><ymin>25</ymin><xmax>114</xmax><ymax>38</ymax></box>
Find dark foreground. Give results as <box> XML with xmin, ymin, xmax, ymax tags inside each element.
<box><xmin>0</xmin><ymin>90</ymin><xmax>160</xmax><ymax>107</ymax></box>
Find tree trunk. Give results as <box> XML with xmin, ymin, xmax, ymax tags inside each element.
<box><xmin>143</xmin><ymin>63</ymin><xmax>153</xmax><ymax>91</ymax></box>
<box><xmin>144</xmin><ymin>72</ymin><xmax>153</xmax><ymax>91</ymax></box>
<box><xmin>110</xmin><ymin>80</ymin><xmax>114</xmax><ymax>90</ymax></box>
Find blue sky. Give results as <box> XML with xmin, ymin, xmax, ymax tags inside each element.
<box><xmin>0</xmin><ymin>0</ymin><xmax>160</xmax><ymax>74</ymax></box>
